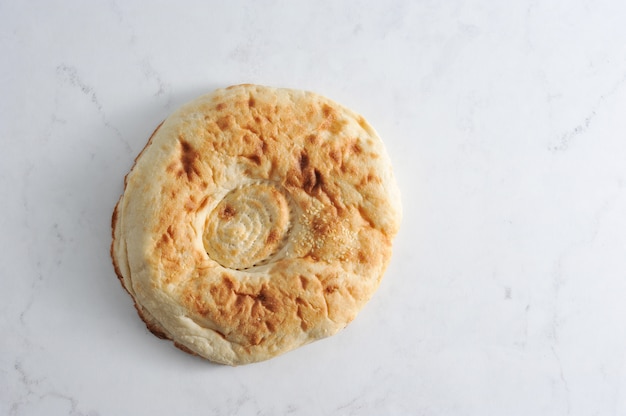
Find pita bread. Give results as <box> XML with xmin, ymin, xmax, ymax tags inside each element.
<box><xmin>111</xmin><ymin>84</ymin><xmax>401</xmax><ymax>365</ymax></box>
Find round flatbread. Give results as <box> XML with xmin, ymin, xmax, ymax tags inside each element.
<box><xmin>111</xmin><ymin>84</ymin><xmax>401</xmax><ymax>365</ymax></box>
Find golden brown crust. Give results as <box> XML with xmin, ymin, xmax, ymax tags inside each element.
<box><xmin>110</xmin><ymin>202</ymin><xmax>122</xmax><ymax>282</ymax></box>
<box><xmin>111</xmin><ymin>85</ymin><xmax>401</xmax><ymax>365</ymax></box>
<box><xmin>111</xmin><ymin>119</ymin><xmax>165</xmax><ymax>289</ymax></box>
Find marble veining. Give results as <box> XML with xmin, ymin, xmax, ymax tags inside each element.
<box><xmin>3</xmin><ymin>0</ymin><xmax>626</xmax><ymax>415</ymax></box>
<box><xmin>55</xmin><ymin>64</ymin><xmax>132</xmax><ymax>153</ymax></box>
<box><xmin>550</xmin><ymin>72</ymin><xmax>626</xmax><ymax>153</ymax></box>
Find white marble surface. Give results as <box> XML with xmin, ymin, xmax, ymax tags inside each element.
<box><xmin>2</xmin><ymin>0</ymin><xmax>626</xmax><ymax>414</ymax></box>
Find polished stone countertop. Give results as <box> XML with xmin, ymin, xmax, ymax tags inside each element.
<box><xmin>3</xmin><ymin>1</ymin><xmax>626</xmax><ymax>415</ymax></box>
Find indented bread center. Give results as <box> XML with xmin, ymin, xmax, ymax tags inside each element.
<box><xmin>203</xmin><ymin>183</ymin><xmax>292</xmax><ymax>270</ymax></box>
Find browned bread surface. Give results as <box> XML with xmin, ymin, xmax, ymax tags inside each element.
<box><xmin>111</xmin><ymin>84</ymin><xmax>401</xmax><ymax>365</ymax></box>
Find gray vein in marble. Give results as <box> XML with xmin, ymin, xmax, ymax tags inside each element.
<box><xmin>10</xmin><ymin>359</ymin><xmax>97</xmax><ymax>416</ymax></box>
<box><xmin>210</xmin><ymin>384</ymin><xmax>263</xmax><ymax>416</ymax></box>
<box><xmin>108</xmin><ymin>0</ymin><xmax>136</xmax><ymax>45</ymax></box>
<box><xmin>18</xmin><ymin>161</ymin><xmax>34</xmax><ymax>225</ymax></box>
<box><xmin>336</xmin><ymin>395</ymin><xmax>366</xmax><ymax>416</ymax></box>
<box><xmin>545</xmin><ymin>194</ymin><xmax>618</xmax><ymax>413</ymax></box>
<box><xmin>56</xmin><ymin>65</ymin><xmax>102</xmax><ymax>111</ymax></box>
<box><xmin>333</xmin><ymin>366</ymin><xmax>390</xmax><ymax>415</ymax></box>
<box><xmin>284</xmin><ymin>404</ymin><xmax>299</xmax><ymax>414</ymax></box>
<box><xmin>107</xmin><ymin>1</ymin><xmax>173</xmax><ymax>107</ymax></box>
<box><xmin>551</xmin><ymin>346</ymin><xmax>571</xmax><ymax>415</ymax></box>
<box><xmin>42</xmin><ymin>113</ymin><xmax>67</xmax><ymax>146</ymax></box>
<box><xmin>56</xmin><ymin>64</ymin><xmax>131</xmax><ymax>153</ymax></box>
<box><xmin>139</xmin><ymin>57</ymin><xmax>173</xmax><ymax>108</ymax></box>
<box><xmin>18</xmin><ymin>261</ymin><xmax>42</xmax><ymax>325</ymax></box>
<box><xmin>523</xmin><ymin>1</ymin><xmax>538</xmax><ymax>52</ymax></box>
<box><xmin>547</xmin><ymin>195</ymin><xmax>616</xmax><ymax>298</ymax></box>
<box><xmin>47</xmin><ymin>392</ymin><xmax>84</xmax><ymax>416</ymax></box>
<box><xmin>17</xmin><ymin>158</ymin><xmax>45</xmax><ymax>325</ymax></box>
<box><xmin>550</xmin><ymin>71</ymin><xmax>626</xmax><ymax>152</ymax></box>
<box><xmin>10</xmin><ymin>360</ymin><xmax>41</xmax><ymax>416</ymax></box>
<box><xmin>550</xmin><ymin>110</ymin><xmax>597</xmax><ymax>153</ymax></box>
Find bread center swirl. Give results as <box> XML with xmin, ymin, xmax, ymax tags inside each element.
<box><xmin>203</xmin><ymin>183</ymin><xmax>292</xmax><ymax>270</ymax></box>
